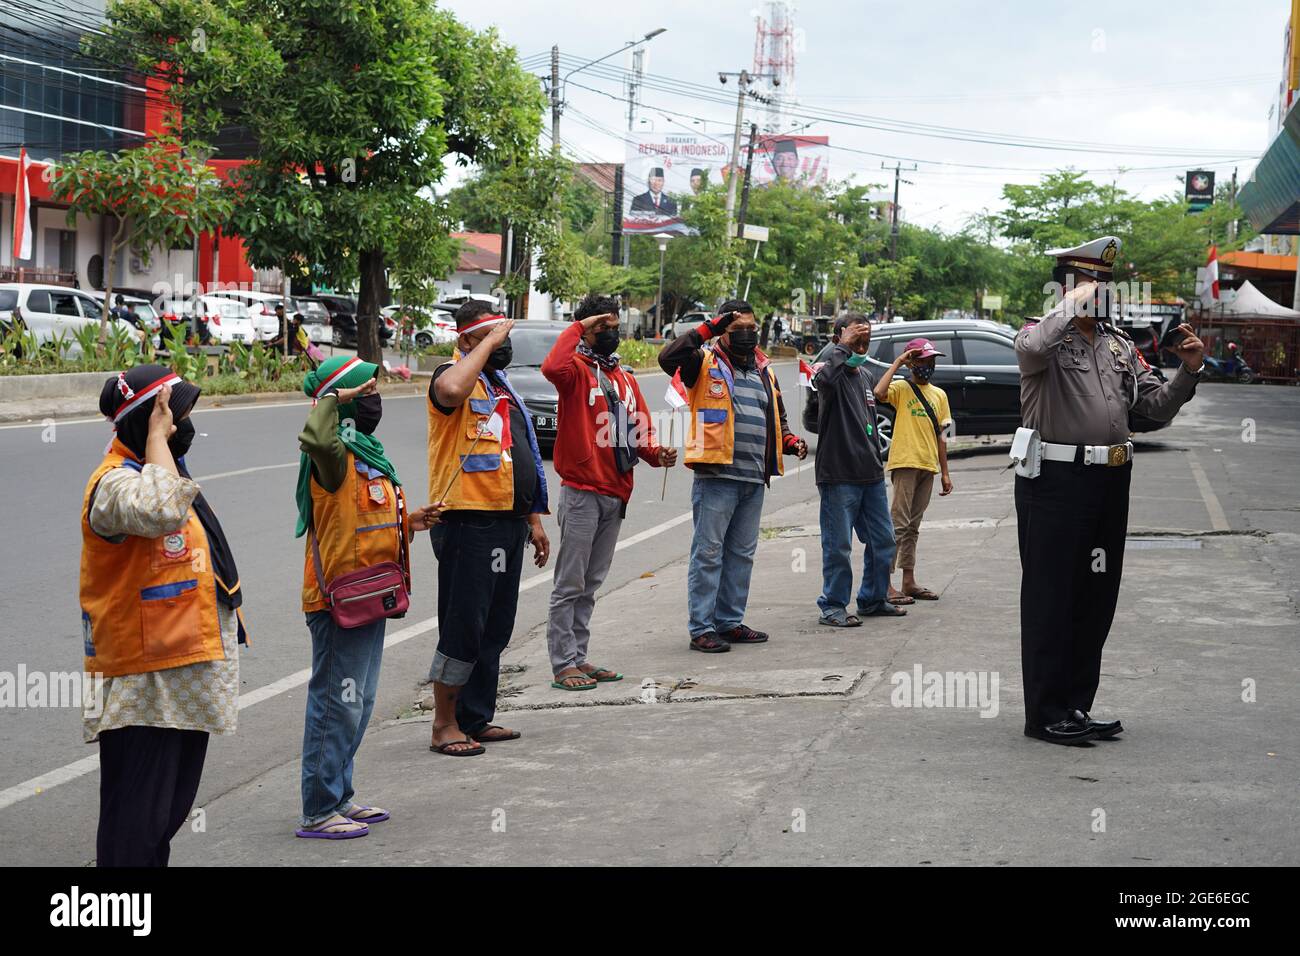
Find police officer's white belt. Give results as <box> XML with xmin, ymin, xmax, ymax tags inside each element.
<box><xmin>1042</xmin><ymin>440</ymin><xmax>1133</xmax><ymax>467</ymax></box>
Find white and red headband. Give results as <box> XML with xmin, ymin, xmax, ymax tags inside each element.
<box><xmin>112</xmin><ymin>372</ymin><xmax>182</xmax><ymax>424</ymax></box>
<box><xmin>311</xmin><ymin>357</ymin><xmax>364</xmax><ymax>398</ymax></box>
<box><xmin>457</xmin><ymin>313</ymin><xmax>508</xmax><ymax>336</ymax></box>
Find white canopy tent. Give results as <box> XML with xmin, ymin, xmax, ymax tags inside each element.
<box><xmin>1213</xmin><ymin>280</ymin><xmax>1300</xmax><ymax>318</ymax></box>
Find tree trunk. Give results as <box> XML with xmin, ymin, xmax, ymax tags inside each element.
<box><xmin>100</xmin><ymin>218</ymin><xmax>129</xmax><ymax>345</ymax></box>
<box><xmin>356</xmin><ymin>249</ymin><xmax>387</xmax><ymax>365</ymax></box>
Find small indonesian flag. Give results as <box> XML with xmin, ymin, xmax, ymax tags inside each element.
<box><xmin>12</xmin><ymin>147</ymin><xmax>32</xmax><ymax>262</ymax></box>
<box><xmin>482</xmin><ymin>393</ymin><xmax>511</xmax><ymax>448</ymax></box>
<box><xmin>1201</xmin><ymin>245</ymin><xmax>1220</xmax><ymax>307</ymax></box>
<box><xmin>799</xmin><ymin>358</ymin><xmax>817</xmax><ymax>391</ymax></box>
<box><xmin>664</xmin><ymin>368</ymin><xmax>689</xmax><ymax>409</ymax></box>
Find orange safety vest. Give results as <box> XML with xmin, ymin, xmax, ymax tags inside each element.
<box><xmin>302</xmin><ymin>453</ymin><xmax>406</xmax><ymax>612</ymax></box>
<box><xmin>79</xmin><ymin>441</ymin><xmax>226</xmax><ymax>678</ymax></box>
<box><xmin>684</xmin><ymin>347</ymin><xmax>785</xmax><ymax>477</ymax></box>
<box><xmin>426</xmin><ymin>372</ymin><xmax>516</xmax><ymax>512</ymax></box>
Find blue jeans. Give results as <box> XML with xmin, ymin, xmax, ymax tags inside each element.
<box><xmin>688</xmin><ymin>476</ymin><xmax>766</xmax><ymax>637</ymax></box>
<box><xmin>817</xmin><ymin>480</ymin><xmax>896</xmax><ymax>617</ymax></box>
<box><xmin>300</xmin><ymin>611</ymin><xmax>386</xmax><ymax>827</ymax></box>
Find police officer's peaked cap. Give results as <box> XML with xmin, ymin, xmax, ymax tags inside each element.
<box><xmin>1045</xmin><ymin>235</ymin><xmax>1120</xmax><ymax>279</ymax></box>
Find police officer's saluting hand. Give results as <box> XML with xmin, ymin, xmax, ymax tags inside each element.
<box><xmin>1012</xmin><ymin>236</ymin><xmax>1203</xmax><ymax>746</ymax></box>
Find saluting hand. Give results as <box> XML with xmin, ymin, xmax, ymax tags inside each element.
<box><xmin>335</xmin><ymin>378</ymin><xmax>377</xmax><ymax>404</ymax></box>
<box><xmin>148</xmin><ymin>383</ymin><xmax>176</xmax><ymax>441</ymax></box>
<box><xmin>482</xmin><ymin>318</ymin><xmax>515</xmax><ymax>350</ymax></box>
<box><xmin>580</xmin><ymin>312</ymin><xmax>618</xmax><ymax>333</ymax></box>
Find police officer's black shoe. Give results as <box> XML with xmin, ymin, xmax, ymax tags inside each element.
<box><xmin>1023</xmin><ymin>716</ymin><xmax>1098</xmax><ymax>746</ymax></box>
<box><xmin>1072</xmin><ymin>709</ymin><xmax>1123</xmax><ymax>738</ymax></box>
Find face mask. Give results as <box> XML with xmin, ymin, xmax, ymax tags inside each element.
<box><xmin>592</xmin><ymin>329</ymin><xmax>620</xmax><ymax>356</ymax></box>
<box><xmin>728</xmin><ymin>328</ymin><xmax>758</xmax><ymax>355</ymax></box>
<box><xmin>353</xmin><ymin>392</ymin><xmax>382</xmax><ymax>435</ymax></box>
<box><xmin>913</xmin><ymin>364</ymin><xmax>935</xmax><ymax>382</ymax></box>
<box><xmin>168</xmin><ymin>417</ymin><xmax>196</xmax><ymax>459</ymax></box>
<box><xmin>486</xmin><ymin>340</ymin><xmax>513</xmax><ymax>371</ymax></box>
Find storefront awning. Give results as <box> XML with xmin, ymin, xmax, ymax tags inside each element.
<box><xmin>1238</xmin><ymin>103</ymin><xmax>1300</xmax><ymax>235</ymax></box>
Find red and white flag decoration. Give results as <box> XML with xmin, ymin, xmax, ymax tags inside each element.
<box><xmin>481</xmin><ymin>393</ymin><xmax>511</xmax><ymax>448</ymax></box>
<box><xmin>1199</xmin><ymin>245</ymin><xmax>1220</xmax><ymax>308</ymax></box>
<box><xmin>798</xmin><ymin>358</ymin><xmax>817</xmax><ymax>391</ymax></box>
<box><xmin>664</xmin><ymin>368</ymin><xmax>689</xmax><ymax>409</ymax></box>
<box><xmin>12</xmin><ymin>147</ymin><xmax>33</xmax><ymax>262</ymax></box>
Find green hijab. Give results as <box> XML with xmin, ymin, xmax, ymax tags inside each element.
<box><xmin>294</xmin><ymin>356</ymin><xmax>401</xmax><ymax>538</ymax></box>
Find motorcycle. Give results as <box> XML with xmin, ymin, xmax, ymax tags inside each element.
<box><xmin>1202</xmin><ymin>354</ymin><xmax>1255</xmax><ymax>384</ymax></box>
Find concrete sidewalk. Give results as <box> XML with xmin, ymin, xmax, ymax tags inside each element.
<box><xmin>168</xmin><ymin>423</ymin><xmax>1300</xmax><ymax>866</ymax></box>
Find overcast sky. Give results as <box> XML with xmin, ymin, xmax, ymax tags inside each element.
<box><xmin>440</xmin><ymin>0</ymin><xmax>1285</xmax><ymax>233</ymax></box>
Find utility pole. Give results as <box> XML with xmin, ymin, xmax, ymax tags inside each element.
<box><xmin>550</xmin><ymin>45</ymin><xmax>561</xmax><ymax>157</ymax></box>
<box><xmin>722</xmin><ymin>70</ymin><xmax>754</xmax><ymax>243</ymax></box>
<box><xmin>882</xmin><ymin>161</ymin><xmax>917</xmax><ymax>260</ymax></box>
<box><xmin>627</xmin><ymin>47</ymin><xmax>644</xmax><ymax>132</ymax></box>
<box><xmin>734</xmin><ymin>123</ymin><xmax>758</xmax><ymax>295</ymax></box>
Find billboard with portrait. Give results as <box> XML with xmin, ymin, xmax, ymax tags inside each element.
<box><xmin>622</xmin><ymin>131</ymin><xmax>730</xmax><ymax>236</ymax></box>
<box><xmin>750</xmin><ymin>134</ymin><xmax>830</xmax><ymax>188</ymax></box>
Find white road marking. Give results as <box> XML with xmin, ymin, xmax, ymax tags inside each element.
<box><xmin>194</xmin><ymin>462</ymin><xmax>299</xmax><ymax>482</ymax></box>
<box><xmin>0</xmin><ymin>363</ymin><xmax>806</xmax><ymax>810</ymax></box>
<box><xmin>1187</xmin><ymin>449</ymin><xmax>1230</xmax><ymax>532</ymax></box>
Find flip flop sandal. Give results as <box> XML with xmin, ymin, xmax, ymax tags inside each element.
<box><xmin>906</xmin><ymin>588</ymin><xmax>940</xmax><ymax>601</ymax></box>
<box><xmin>471</xmin><ymin>725</ymin><xmax>522</xmax><ymax>743</ymax></box>
<box><xmin>295</xmin><ymin>815</ymin><xmax>370</xmax><ymax>840</ymax></box>
<box><xmin>551</xmin><ymin>676</ymin><xmax>598</xmax><ymax>691</ymax></box>
<box><xmin>344</xmin><ymin>805</ymin><xmax>390</xmax><ymax>824</ymax></box>
<box><xmin>581</xmin><ymin>666</ymin><xmax>624</xmax><ymax>683</ymax></box>
<box><xmin>818</xmin><ymin>614</ymin><xmax>862</xmax><ymax>627</ymax></box>
<box><xmin>888</xmin><ymin>593</ymin><xmax>916</xmax><ymax>606</ymax></box>
<box><xmin>429</xmin><ymin>738</ymin><xmax>486</xmax><ymax>756</ymax></box>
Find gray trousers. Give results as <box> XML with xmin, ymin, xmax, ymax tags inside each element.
<box><xmin>546</xmin><ymin>485</ymin><xmax>624</xmax><ymax>673</ymax></box>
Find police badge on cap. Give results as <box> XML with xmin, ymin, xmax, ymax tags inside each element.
<box><xmin>1045</xmin><ymin>235</ymin><xmax>1121</xmax><ymax>280</ymax></box>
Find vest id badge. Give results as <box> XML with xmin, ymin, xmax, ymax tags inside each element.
<box><xmin>709</xmin><ymin>380</ymin><xmax>725</xmax><ymax>398</ymax></box>
<box><xmin>367</xmin><ymin>480</ymin><xmax>387</xmax><ymax>505</ymax></box>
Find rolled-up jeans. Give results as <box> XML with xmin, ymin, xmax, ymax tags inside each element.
<box><xmin>817</xmin><ymin>479</ymin><xmax>895</xmax><ymax>617</ymax></box>
<box><xmin>687</xmin><ymin>475</ymin><xmax>765</xmax><ymax>638</ymax></box>
<box><xmin>300</xmin><ymin>611</ymin><xmax>385</xmax><ymax>827</ymax></box>
<box><xmin>428</xmin><ymin>512</ymin><xmax>528</xmax><ymax>735</ymax></box>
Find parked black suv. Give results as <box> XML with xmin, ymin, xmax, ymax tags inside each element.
<box><xmin>802</xmin><ymin>318</ymin><xmax>1171</xmax><ymax>458</ymax></box>
<box><xmin>301</xmin><ymin>294</ymin><xmax>393</xmax><ymax>348</ymax></box>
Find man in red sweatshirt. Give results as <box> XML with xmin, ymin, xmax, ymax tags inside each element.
<box><xmin>542</xmin><ymin>294</ymin><xmax>677</xmax><ymax>690</ymax></box>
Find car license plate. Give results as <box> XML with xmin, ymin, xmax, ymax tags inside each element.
<box><xmin>535</xmin><ymin>416</ymin><xmax>556</xmax><ymax>430</ymax></box>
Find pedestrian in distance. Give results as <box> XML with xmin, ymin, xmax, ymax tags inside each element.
<box><xmin>812</xmin><ymin>314</ymin><xmax>904</xmax><ymax>627</ymax></box>
<box><xmin>425</xmin><ymin>301</ymin><xmax>550</xmax><ymax>754</ymax></box>
<box><xmin>874</xmin><ymin>337</ymin><xmax>954</xmax><ymax>605</ymax></box>
<box><xmin>294</xmin><ymin>356</ymin><xmax>442</xmax><ymax>838</ymax></box>
<box><xmin>541</xmin><ymin>293</ymin><xmax>676</xmax><ymax>691</ymax></box>
<box><xmin>82</xmin><ymin>366</ymin><xmax>249</xmax><ymax>866</ymax></box>
<box><xmin>658</xmin><ymin>298</ymin><xmax>807</xmax><ymax>653</ymax></box>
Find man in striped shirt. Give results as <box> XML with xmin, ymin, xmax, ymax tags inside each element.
<box><xmin>659</xmin><ymin>300</ymin><xmax>808</xmax><ymax>653</ymax></box>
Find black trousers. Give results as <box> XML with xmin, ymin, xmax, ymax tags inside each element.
<box><xmin>430</xmin><ymin>513</ymin><xmax>529</xmax><ymax>735</ymax></box>
<box><xmin>1015</xmin><ymin>459</ymin><xmax>1131</xmax><ymax>727</ymax></box>
<box><xmin>96</xmin><ymin>725</ymin><xmax>209</xmax><ymax>867</ymax></box>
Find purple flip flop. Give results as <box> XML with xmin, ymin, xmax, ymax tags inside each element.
<box><xmin>344</xmin><ymin>806</ymin><xmax>391</xmax><ymax>824</ymax></box>
<box><xmin>295</xmin><ymin>816</ymin><xmax>370</xmax><ymax>840</ymax></box>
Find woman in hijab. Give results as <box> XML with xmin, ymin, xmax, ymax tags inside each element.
<box><xmin>294</xmin><ymin>356</ymin><xmax>441</xmax><ymax>839</ymax></box>
<box><xmin>80</xmin><ymin>364</ymin><xmax>246</xmax><ymax>867</ymax></box>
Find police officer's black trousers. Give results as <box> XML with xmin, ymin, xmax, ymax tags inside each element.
<box><xmin>1015</xmin><ymin>459</ymin><xmax>1131</xmax><ymax>728</ymax></box>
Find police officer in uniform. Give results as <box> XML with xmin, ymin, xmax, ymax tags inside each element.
<box><xmin>1014</xmin><ymin>236</ymin><xmax>1205</xmax><ymax>745</ymax></box>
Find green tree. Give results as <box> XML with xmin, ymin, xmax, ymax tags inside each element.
<box><xmin>92</xmin><ymin>0</ymin><xmax>545</xmax><ymax>362</ymax></box>
<box><xmin>49</xmin><ymin>132</ymin><xmax>232</xmax><ymax>341</ymax></box>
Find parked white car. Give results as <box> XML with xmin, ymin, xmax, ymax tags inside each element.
<box><xmin>384</xmin><ymin>305</ymin><xmax>456</xmax><ymax>348</ymax></box>
<box><xmin>159</xmin><ymin>296</ymin><xmax>259</xmax><ymax>345</ymax></box>
<box><xmin>0</xmin><ymin>283</ymin><xmax>152</xmax><ymax>350</ymax></box>
<box><xmin>297</xmin><ymin>298</ymin><xmax>332</xmax><ymax>344</ymax></box>
<box><xmin>206</xmin><ymin>289</ymin><xmax>296</xmax><ymax>341</ymax></box>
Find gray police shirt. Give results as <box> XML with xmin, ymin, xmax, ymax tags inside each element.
<box><xmin>1015</xmin><ymin>301</ymin><xmax>1198</xmax><ymax>446</ymax></box>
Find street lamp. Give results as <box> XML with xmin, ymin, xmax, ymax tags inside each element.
<box><xmin>560</xmin><ymin>28</ymin><xmax>667</xmax><ymax>102</ymax></box>
<box><xmin>655</xmin><ymin>232</ymin><xmax>672</xmax><ymax>338</ymax></box>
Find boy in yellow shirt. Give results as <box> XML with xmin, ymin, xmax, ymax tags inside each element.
<box><xmin>873</xmin><ymin>338</ymin><xmax>954</xmax><ymax>605</ymax></box>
